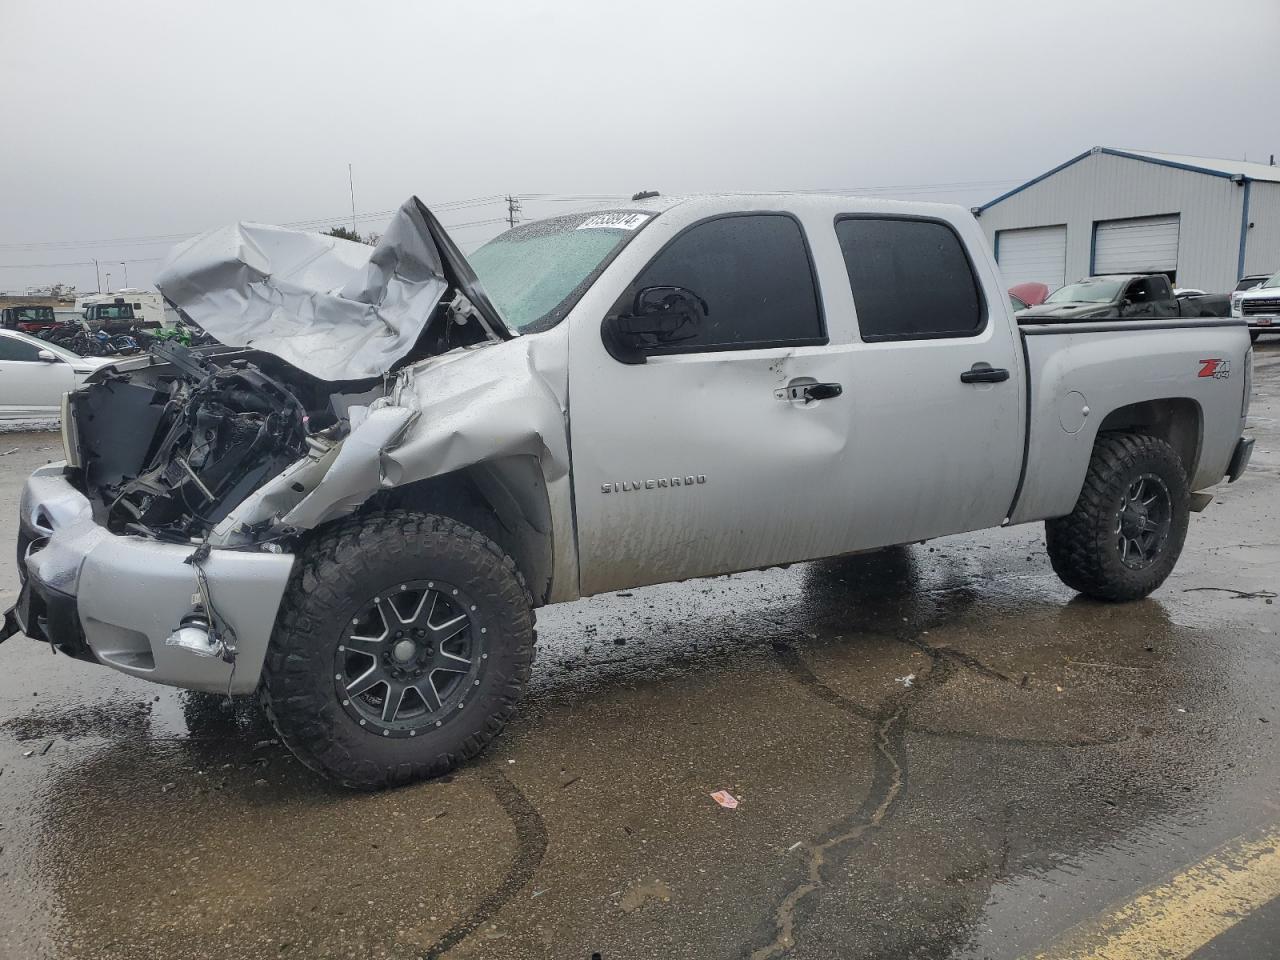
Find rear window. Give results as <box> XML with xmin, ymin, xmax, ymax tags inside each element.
<box><xmin>835</xmin><ymin>217</ymin><xmax>984</xmax><ymax>341</ymax></box>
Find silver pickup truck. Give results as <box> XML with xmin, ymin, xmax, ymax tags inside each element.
<box><xmin>3</xmin><ymin>193</ymin><xmax>1255</xmax><ymax>788</ymax></box>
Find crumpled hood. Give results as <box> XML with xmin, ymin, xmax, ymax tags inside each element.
<box><xmin>155</xmin><ymin>196</ymin><xmax>509</xmax><ymax>381</ymax></box>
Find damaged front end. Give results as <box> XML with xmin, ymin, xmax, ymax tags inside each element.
<box><xmin>3</xmin><ymin>196</ymin><xmax>513</xmax><ymax>693</ymax></box>
<box><xmin>70</xmin><ymin>341</ymin><xmax>385</xmax><ymax>544</ymax></box>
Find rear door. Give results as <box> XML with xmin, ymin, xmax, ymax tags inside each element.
<box><xmin>834</xmin><ymin>215</ymin><xmax>1024</xmax><ymax>549</ymax></box>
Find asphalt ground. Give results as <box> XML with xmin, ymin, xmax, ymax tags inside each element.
<box><xmin>0</xmin><ymin>342</ymin><xmax>1277</xmax><ymax>960</ymax></box>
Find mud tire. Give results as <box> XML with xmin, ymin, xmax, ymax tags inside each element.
<box><xmin>260</xmin><ymin>510</ymin><xmax>535</xmax><ymax>789</ymax></box>
<box><xmin>1045</xmin><ymin>433</ymin><xmax>1190</xmax><ymax>602</ymax></box>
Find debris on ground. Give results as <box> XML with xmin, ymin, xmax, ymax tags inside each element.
<box><xmin>895</xmin><ymin>674</ymin><xmax>916</xmax><ymax>688</ymax></box>
<box><xmin>0</xmin><ymin>448</ymin><xmax>18</xmax><ymax>456</ymax></box>
<box><xmin>710</xmin><ymin>790</ymin><xmax>739</xmax><ymax>810</ymax></box>
<box><xmin>618</xmin><ymin>879</ymin><xmax>673</xmax><ymax>913</ymax></box>
<box><xmin>1182</xmin><ymin>587</ymin><xmax>1278</xmax><ymax>601</ymax></box>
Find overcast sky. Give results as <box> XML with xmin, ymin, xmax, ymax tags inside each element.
<box><xmin>2</xmin><ymin>0</ymin><xmax>1278</xmax><ymax>293</ymax></box>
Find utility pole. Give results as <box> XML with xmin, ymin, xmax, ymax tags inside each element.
<box><xmin>505</xmin><ymin>195</ymin><xmax>521</xmax><ymax>229</ymax></box>
<box><xmin>93</xmin><ymin>258</ymin><xmax>101</xmax><ymax>293</ymax></box>
<box><xmin>105</xmin><ymin>272</ymin><xmax>112</xmax><ymax>292</ymax></box>
<box><xmin>121</xmin><ymin>262</ymin><xmax>129</xmax><ymax>287</ymax></box>
<box><xmin>348</xmin><ymin>163</ymin><xmax>358</xmax><ymax>235</ymax></box>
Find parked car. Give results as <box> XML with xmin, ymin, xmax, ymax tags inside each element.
<box><xmin>0</xmin><ymin>329</ymin><xmax>112</xmax><ymax>419</ymax></box>
<box><xmin>1233</xmin><ymin>274</ymin><xmax>1271</xmax><ymax>293</ymax></box>
<box><xmin>1008</xmin><ymin>281</ymin><xmax>1049</xmax><ymax>307</ymax></box>
<box><xmin>1231</xmin><ymin>270</ymin><xmax>1280</xmax><ymax>341</ymax></box>
<box><xmin>1</xmin><ymin>305</ymin><xmax>59</xmax><ymax>334</ymax></box>
<box><xmin>3</xmin><ymin>194</ymin><xmax>1255</xmax><ymax>788</ymax></box>
<box><xmin>1018</xmin><ymin>274</ymin><xmax>1228</xmax><ymax>322</ymax></box>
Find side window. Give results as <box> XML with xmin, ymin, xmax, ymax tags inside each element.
<box><xmin>0</xmin><ymin>337</ymin><xmax>43</xmax><ymax>362</ymax></box>
<box><xmin>625</xmin><ymin>214</ymin><xmax>824</xmax><ymax>352</ymax></box>
<box><xmin>1127</xmin><ymin>277</ymin><xmax>1161</xmax><ymax>302</ymax></box>
<box><xmin>835</xmin><ymin>217</ymin><xmax>985</xmax><ymax>341</ymax></box>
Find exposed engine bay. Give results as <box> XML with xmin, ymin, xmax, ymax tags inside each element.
<box><xmin>62</xmin><ymin>195</ymin><xmax>511</xmax><ymax>544</ymax></box>
<box><xmin>67</xmin><ymin>302</ymin><xmax>491</xmax><ymax>544</ymax></box>
<box><xmin>68</xmin><ymin>342</ymin><xmax>354</xmax><ymax>541</ymax></box>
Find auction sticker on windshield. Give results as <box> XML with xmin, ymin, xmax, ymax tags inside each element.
<box><xmin>577</xmin><ymin>213</ymin><xmax>650</xmax><ymax>231</ymax></box>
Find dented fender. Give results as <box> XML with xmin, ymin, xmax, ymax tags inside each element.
<box><xmin>213</xmin><ymin>332</ymin><xmax>578</xmax><ymax>600</ymax></box>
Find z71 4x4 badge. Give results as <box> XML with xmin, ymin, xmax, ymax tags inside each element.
<box><xmin>1198</xmin><ymin>358</ymin><xmax>1231</xmax><ymax>380</ymax></box>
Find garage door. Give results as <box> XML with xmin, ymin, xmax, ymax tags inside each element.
<box><xmin>996</xmin><ymin>225</ymin><xmax>1067</xmax><ymax>290</ymax></box>
<box><xmin>1092</xmin><ymin>214</ymin><xmax>1180</xmax><ymax>276</ymax></box>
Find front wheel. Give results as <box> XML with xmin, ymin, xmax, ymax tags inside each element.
<box><xmin>1045</xmin><ymin>433</ymin><xmax>1190</xmax><ymax>602</ymax></box>
<box><xmin>261</xmin><ymin>510</ymin><xmax>535</xmax><ymax>789</ymax></box>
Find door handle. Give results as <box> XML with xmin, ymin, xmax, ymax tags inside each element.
<box><xmin>960</xmin><ymin>362</ymin><xmax>1009</xmax><ymax>384</ymax></box>
<box><xmin>792</xmin><ymin>382</ymin><xmax>842</xmax><ymax>403</ymax></box>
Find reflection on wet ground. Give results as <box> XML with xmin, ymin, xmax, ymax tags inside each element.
<box><xmin>0</xmin><ymin>345</ymin><xmax>1277</xmax><ymax>959</ymax></box>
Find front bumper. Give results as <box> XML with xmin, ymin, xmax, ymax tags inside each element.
<box><xmin>5</xmin><ymin>464</ymin><xmax>295</xmax><ymax>694</ymax></box>
<box><xmin>1227</xmin><ymin>437</ymin><xmax>1254</xmax><ymax>483</ymax></box>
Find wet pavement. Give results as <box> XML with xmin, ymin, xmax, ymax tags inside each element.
<box><xmin>0</xmin><ymin>344</ymin><xmax>1277</xmax><ymax>960</ymax></box>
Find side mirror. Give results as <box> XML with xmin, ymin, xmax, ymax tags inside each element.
<box><xmin>36</xmin><ymin>350</ymin><xmax>59</xmax><ymax>363</ymax></box>
<box><xmin>602</xmin><ymin>285</ymin><xmax>709</xmax><ymax>364</ymax></box>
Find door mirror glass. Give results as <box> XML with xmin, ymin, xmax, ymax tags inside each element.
<box><xmin>602</xmin><ymin>285</ymin><xmax>708</xmax><ymax>364</ymax></box>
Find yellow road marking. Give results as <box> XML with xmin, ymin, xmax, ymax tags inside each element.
<box><xmin>1030</xmin><ymin>826</ymin><xmax>1280</xmax><ymax>960</ymax></box>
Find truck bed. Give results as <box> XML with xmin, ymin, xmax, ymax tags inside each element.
<box><xmin>1008</xmin><ymin>317</ymin><xmax>1251</xmax><ymax>525</ymax></box>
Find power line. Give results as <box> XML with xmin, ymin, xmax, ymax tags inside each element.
<box><xmin>0</xmin><ymin>195</ymin><xmax>508</xmax><ymax>251</ymax></box>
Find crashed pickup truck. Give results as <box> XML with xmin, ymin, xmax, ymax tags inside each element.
<box><xmin>4</xmin><ymin>194</ymin><xmax>1255</xmax><ymax>788</ymax></box>
<box><xmin>1017</xmin><ymin>273</ymin><xmax>1229</xmax><ymax>323</ymax></box>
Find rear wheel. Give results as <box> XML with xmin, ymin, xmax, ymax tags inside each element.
<box><xmin>1045</xmin><ymin>433</ymin><xmax>1190</xmax><ymax>602</ymax></box>
<box><xmin>260</xmin><ymin>510</ymin><xmax>535</xmax><ymax>789</ymax></box>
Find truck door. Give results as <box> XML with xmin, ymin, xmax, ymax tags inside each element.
<box><xmin>567</xmin><ymin>213</ymin><xmax>859</xmax><ymax>596</ymax></box>
<box><xmin>831</xmin><ymin>215</ymin><xmax>1024</xmax><ymax>549</ymax></box>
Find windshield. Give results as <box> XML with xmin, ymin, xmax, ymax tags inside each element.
<box><xmin>15</xmin><ymin>307</ymin><xmax>54</xmax><ymax>321</ymax></box>
<box><xmin>467</xmin><ymin>211</ymin><xmax>654</xmax><ymax>333</ymax></box>
<box><xmin>1044</xmin><ymin>278</ymin><xmax>1126</xmax><ymax>304</ymax></box>
<box><xmin>1261</xmin><ymin>271</ymin><xmax>1280</xmax><ymax>290</ymax></box>
<box><xmin>1235</xmin><ymin>276</ymin><xmax>1268</xmax><ymax>292</ymax></box>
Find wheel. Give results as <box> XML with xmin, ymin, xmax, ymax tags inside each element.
<box><xmin>260</xmin><ymin>510</ymin><xmax>535</xmax><ymax>789</ymax></box>
<box><xmin>1045</xmin><ymin>433</ymin><xmax>1190</xmax><ymax>602</ymax></box>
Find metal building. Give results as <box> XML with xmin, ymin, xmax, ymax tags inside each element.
<box><xmin>974</xmin><ymin>147</ymin><xmax>1280</xmax><ymax>293</ymax></box>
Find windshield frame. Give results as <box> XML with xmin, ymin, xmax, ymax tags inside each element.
<box><xmin>1044</xmin><ymin>278</ymin><xmax>1127</xmax><ymax>304</ymax></box>
<box><xmin>467</xmin><ymin>209</ymin><xmax>659</xmax><ymax>335</ymax></box>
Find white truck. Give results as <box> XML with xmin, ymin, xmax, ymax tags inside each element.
<box><xmin>1231</xmin><ymin>270</ymin><xmax>1280</xmax><ymax>341</ymax></box>
<box><xmin>4</xmin><ymin>194</ymin><xmax>1255</xmax><ymax>788</ymax></box>
<box><xmin>75</xmin><ymin>290</ymin><xmax>169</xmax><ymax>330</ymax></box>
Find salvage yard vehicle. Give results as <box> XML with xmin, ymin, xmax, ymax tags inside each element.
<box><xmin>1231</xmin><ymin>270</ymin><xmax>1280</xmax><ymax>342</ymax></box>
<box><xmin>0</xmin><ymin>329</ymin><xmax>111</xmax><ymax>419</ymax></box>
<box><xmin>1</xmin><ymin>305</ymin><xmax>59</xmax><ymax>334</ymax></box>
<box><xmin>2</xmin><ymin>194</ymin><xmax>1256</xmax><ymax>789</ymax></box>
<box><xmin>1019</xmin><ymin>273</ymin><xmax>1229</xmax><ymax>322</ymax></box>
